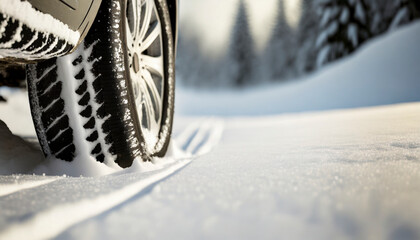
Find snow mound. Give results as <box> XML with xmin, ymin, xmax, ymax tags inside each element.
<box><xmin>0</xmin><ymin>120</ymin><xmax>43</xmax><ymax>175</ymax></box>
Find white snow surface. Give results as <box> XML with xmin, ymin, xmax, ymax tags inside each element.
<box><xmin>0</xmin><ymin>20</ymin><xmax>419</xmax><ymax>240</ymax></box>
<box><xmin>0</xmin><ymin>101</ymin><xmax>419</xmax><ymax>239</ymax></box>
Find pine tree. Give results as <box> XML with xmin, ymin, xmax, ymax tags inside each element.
<box><xmin>229</xmin><ymin>0</ymin><xmax>256</xmax><ymax>86</ymax></box>
<box><xmin>367</xmin><ymin>0</ymin><xmax>390</xmax><ymax>35</ymax></box>
<box><xmin>295</xmin><ymin>0</ymin><xmax>319</xmax><ymax>74</ymax></box>
<box><xmin>389</xmin><ymin>0</ymin><xmax>420</xmax><ymax>29</ymax></box>
<box><xmin>264</xmin><ymin>0</ymin><xmax>297</xmax><ymax>81</ymax></box>
<box><xmin>315</xmin><ymin>0</ymin><xmax>371</xmax><ymax>68</ymax></box>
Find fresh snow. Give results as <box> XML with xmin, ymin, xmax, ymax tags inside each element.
<box><xmin>0</xmin><ymin>177</ymin><xmax>57</xmax><ymax>197</ymax></box>
<box><xmin>0</xmin><ymin>101</ymin><xmax>419</xmax><ymax>239</ymax></box>
<box><xmin>0</xmin><ymin>19</ymin><xmax>419</xmax><ymax>240</ymax></box>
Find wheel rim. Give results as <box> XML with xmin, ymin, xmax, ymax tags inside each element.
<box><xmin>125</xmin><ymin>0</ymin><xmax>165</xmax><ymax>152</ymax></box>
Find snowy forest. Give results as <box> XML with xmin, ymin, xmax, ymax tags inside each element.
<box><xmin>176</xmin><ymin>0</ymin><xmax>420</xmax><ymax>88</ymax></box>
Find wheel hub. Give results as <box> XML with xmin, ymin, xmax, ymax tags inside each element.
<box><xmin>133</xmin><ymin>53</ymin><xmax>140</xmax><ymax>73</ymax></box>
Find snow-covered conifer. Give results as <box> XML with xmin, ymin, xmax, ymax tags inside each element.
<box><xmin>389</xmin><ymin>0</ymin><xmax>420</xmax><ymax>29</ymax></box>
<box><xmin>264</xmin><ymin>0</ymin><xmax>297</xmax><ymax>81</ymax></box>
<box><xmin>315</xmin><ymin>0</ymin><xmax>371</xmax><ymax>67</ymax></box>
<box><xmin>229</xmin><ymin>0</ymin><xmax>256</xmax><ymax>86</ymax></box>
<box><xmin>295</xmin><ymin>0</ymin><xmax>319</xmax><ymax>75</ymax></box>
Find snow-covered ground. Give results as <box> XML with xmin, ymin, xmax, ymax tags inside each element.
<box><xmin>0</xmin><ymin>21</ymin><xmax>419</xmax><ymax>240</ymax></box>
<box><xmin>0</xmin><ymin>102</ymin><xmax>419</xmax><ymax>239</ymax></box>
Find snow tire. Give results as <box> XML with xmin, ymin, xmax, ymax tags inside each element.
<box><xmin>0</xmin><ymin>6</ymin><xmax>76</xmax><ymax>61</ymax></box>
<box><xmin>27</xmin><ymin>0</ymin><xmax>175</xmax><ymax>168</ymax></box>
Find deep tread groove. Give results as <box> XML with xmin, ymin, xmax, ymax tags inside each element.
<box><xmin>86</xmin><ymin>130</ymin><xmax>99</xmax><ymax>142</ymax></box>
<box><xmin>92</xmin><ymin>76</ymin><xmax>102</xmax><ymax>92</ymax></box>
<box><xmin>40</xmin><ymin>99</ymin><xmax>65</xmax><ymax>127</ymax></box>
<box><xmin>55</xmin><ymin>144</ymin><xmax>76</xmax><ymax>162</ymax></box>
<box><xmin>76</xmin><ymin>80</ymin><xmax>88</xmax><ymax>95</ymax></box>
<box><xmin>96</xmin><ymin>154</ymin><xmax>105</xmax><ymax>163</ymax></box>
<box><xmin>0</xmin><ymin>18</ymin><xmax>19</xmax><ymax>44</ymax></box>
<box><xmin>0</xmin><ymin>14</ymin><xmax>6</xmax><ymax>24</ymax></box>
<box><xmin>94</xmin><ymin>90</ymin><xmax>104</xmax><ymax>103</ymax></box>
<box><xmin>83</xmin><ymin>117</ymin><xmax>96</xmax><ymax>129</ymax></box>
<box><xmin>75</xmin><ymin>69</ymin><xmax>85</xmax><ymax>80</ymax></box>
<box><xmin>26</xmin><ymin>32</ymin><xmax>47</xmax><ymax>52</ymax></box>
<box><xmin>10</xmin><ymin>25</ymin><xmax>32</xmax><ymax>49</ymax></box>
<box><xmin>91</xmin><ymin>143</ymin><xmax>102</xmax><ymax>155</ymax></box>
<box><xmin>36</xmin><ymin>66</ymin><xmax>58</xmax><ymax>90</ymax></box>
<box><xmin>33</xmin><ymin>34</ymin><xmax>55</xmax><ymax>55</ymax></box>
<box><xmin>38</xmin><ymin>82</ymin><xmax>62</xmax><ymax>109</ymax></box>
<box><xmin>46</xmin><ymin>39</ymin><xmax>66</xmax><ymax>56</ymax></box>
<box><xmin>80</xmin><ymin>105</ymin><xmax>93</xmax><ymax>118</ymax></box>
<box><xmin>78</xmin><ymin>92</ymin><xmax>90</xmax><ymax>106</ymax></box>
<box><xmin>49</xmin><ymin>128</ymin><xmax>74</xmax><ymax>153</ymax></box>
<box><xmin>96</xmin><ymin>104</ymin><xmax>107</xmax><ymax>119</ymax></box>
<box><xmin>46</xmin><ymin>117</ymin><xmax>70</xmax><ymax>140</ymax></box>
<box><xmin>72</xmin><ymin>55</ymin><xmax>83</xmax><ymax>66</ymax></box>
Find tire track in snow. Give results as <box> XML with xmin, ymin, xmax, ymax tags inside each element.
<box><xmin>0</xmin><ymin>159</ymin><xmax>190</xmax><ymax>240</ymax></box>
<box><xmin>0</xmin><ymin>118</ymin><xmax>224</xmax><ymax>240</ymax></box>
<box><xmin>175</xmin><ymin>118</ymin><xmax>224</xmax><ymax>156</ymax></box>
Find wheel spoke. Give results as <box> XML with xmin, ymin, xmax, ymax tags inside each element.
<box><xmin>133</xmin><ymin>0</ymin><xmax>141</xmax><ymax>39</ymax></box>
<box><xmin>139</xmin><ymin>77</ymin><xmax>158</xmax><ymax>128</ymax></box>
<box><xmin>142</xmin><ymin>103</ymin><xmax>151</xmax><ymax>130</ymax></box>
<box><xmin>142</xmin><ymin>69</ymin><xmax>162</xmax><ymax>114</ymax></box>
<box><xmin>126</xmin><ymin>0</ymin><xmax>134</xmax><ymax>33</ymax></box>
<box><xmin>125</xmin><ymin>1</ymin><xmax>137</xmax><ymax>54</ymax></box>
<box><xmin>126</xmin><ymin>0</ymin><xmax>140</xmax><ymax>37</ymax></box>
<box><xmin>139</xmin><ymin>0</ymin><xmax>153</xmax><ymax>42</ymax></box>
<box><xmin>142</xmin><ymin>55</ymin><xmax>164</xmax><ymax>76</ymax></box>
<box><xmin>141</xmin><ymin>22</ymin><xmax>160</xmax><ymax>52</ymax></box>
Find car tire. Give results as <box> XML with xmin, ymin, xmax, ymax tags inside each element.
<box><xmin>26</xmin><ymin>0</ymin><xmax>175</xmax><ymax>168</ymax></box>
<box><xmin>0</xmin><ymin>1</ymin><xmax>77</xmax><ymax>60</ymax></box>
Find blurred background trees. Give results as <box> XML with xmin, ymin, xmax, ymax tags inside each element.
<box><xmin>263</xmin><ymin>0</ymin><xmax>297</xmax><ymax>81</ymax></box>
<box><xmin>229</xmin><ymin>0</ymin><xmax>256</xmax><ymax>87</ymax></box>
<box><xmin>176</xmin><ymin>0</ymin><xmax>420</xmax><ymax>88</ymax></box>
